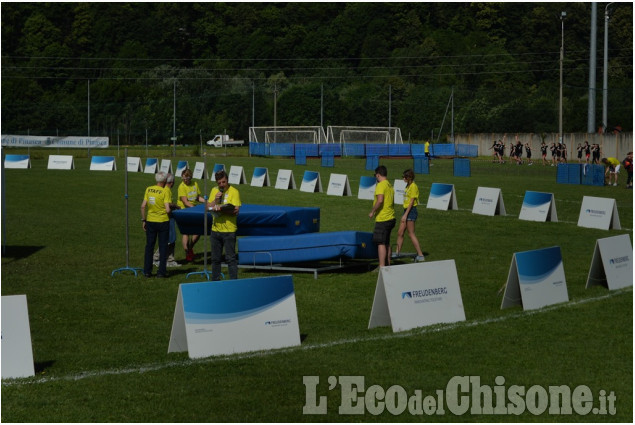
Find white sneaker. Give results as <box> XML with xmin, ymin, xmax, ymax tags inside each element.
<box><xmin>153</xmin><ymin>261</ymin><xmax>159</xmax><ymax>267</ymax></box>
<box><xmin>391</xmin><ymin>252</ymin><xmax>400</xmax><ymax>259</ymax></box>
<box><xmin>166</xmin><ymin>261</ymin><xmax>182</xmax><ymax>267</ymax></box>
<box><xmin>613</xmin><ymin>183</ymin><xmax>617</xmax><ymax>186</ymax></box>
<box><xmin>415</xmin><ymin>255</ymin><xmax>425</xmax><ymax>262</ymax></box>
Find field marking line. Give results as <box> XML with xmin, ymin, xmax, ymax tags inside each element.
<box><xmin>2</xmin><ymin>288</ymin><xmax>631</xmax><ymax>387</ymax></box>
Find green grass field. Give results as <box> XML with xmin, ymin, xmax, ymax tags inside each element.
<box><xmin>2</xmin><ymin>147</ymin><xmax>633</xmax><ymax>422</ymax></box>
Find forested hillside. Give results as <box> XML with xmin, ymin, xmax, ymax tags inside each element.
<box><xmin>1</xmin><ymin>3</ymin><xmax>632</xmax><ymax>144</ymax></box>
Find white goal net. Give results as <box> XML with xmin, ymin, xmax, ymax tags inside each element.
<box><xmin>326</xmin><ymin>126</ymin><xmax>403</xmax><ymax>144</ymax></box>
<box><xmin>249</xmin><ymin>126</ymin><xmax>327</xmax><ymax>144</ymax></box>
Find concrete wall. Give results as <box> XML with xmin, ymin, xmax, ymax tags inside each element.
<box><xmin>453</xmin><ymin>132</ymin><xmax>633</xmax><ymax>160</ymax></box>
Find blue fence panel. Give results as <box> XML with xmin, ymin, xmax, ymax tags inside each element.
<box><xmin>296</xmin><ymin>143</ymin><xmax>319</xmax><ymax>157</ymax></box>
<box><xmin>321</xmin><ymin>154</ymin><xmax>334</xmax><ymax>168</ymax></box>
<box><xmin>319</xmin><ymin>144</ymin><xmax>341</xmax><ymax>156</ymax></box>
<box><xmin>413</xmin><ymin>156</ymin><xmax>429</xmax><ymax>174</ymax></box>
<box><xmin>411</xmin><ymin>145</ymin><xmax>426</xmax><ymax>157</ymax></box>
<box><xmin>568</xmin><ymin>164</ymin><xmax>582</xmax><ymax>184</ymax></box>
<box><xmin>431</xmin><ymin>143</ymin><xmax>456</xmax><ymax>156</ymax></box>
<box><xmin>457</xmin><ymin>144</ymin><xmax>478</xmax><ymax>157</ymax></box>
<box><xmin>453</xmin><ymin>158</ymin><xmax>471</xmax><ymax>177</ymax></box>
<box><xmin>249</xmin><ymin>142</ymin><xmax>269</xmax><ymax>156</ymax></box>
<box><xmin>295</xmin><ymin>147</ymin><xmax>307</xmax><ymax>165</ymax></box>
<box><xmin>365</xmin><ymin>144</ymin><xmax>389</xmax><ymax>157</ymax></box>
<box><xmin>270</xmin><ymin>143</ymin><xmax>295</xmax><ymax>157</ymax></box>
<box><xmin>388</xmin><ymin>144</ymin><xmax>411</xmax><ymax>157</ymax></box>
<box><xmin>342</xmin><ymin>143</ymin><xmax>365</xmax><ymax>157</ymax></box>
<box><xmin>556</xmin><ymin>164</ymin><xmax>569</xmax><ymax>184</ymax></box>
<box><xmin>365</xmin><ymin>156</ymin><xmax>380</xmax><ymax>171</ymax></box>
<box><xmin>581</xmin><ymin>164</ymin><xmax>605</xmax><ymax>186</ymax></box>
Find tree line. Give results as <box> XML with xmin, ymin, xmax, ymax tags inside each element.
<box><xmin>1</xmin><ymin>2</ymin><xmax>632</xmax><ymax>145</ymax></box>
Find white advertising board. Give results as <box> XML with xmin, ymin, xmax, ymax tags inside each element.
<box><xmin>368</xmin><ymin>260</ymin><xmax>466</xmax><ymax>333</ymax></box>
<box><xmin>90</xmin><ymin>156</ymin><xmax>117</xmax><ymax>171</ymax></box>
<box><xmin>300</xmin><ymin>170</ymin><xmax>323</xmax><ymax>193</ymax></box>
<box><xmin>144</xmin><ymin>158</ymin><xmax>158</xmax><ymax>174</ymax></box>
<box><xmin>577</xmin><ymin>196</ymin><xmax>621</xmax><ymax>230</ymax></box>
<box><xmin>192</xmin><ymin>161</ymin><xmax>207</xmax><ymax>180</ymax></box>
<box><xmin>518</xmin><ymin>191</ymin><xmax>558</xmax><ymax>222</ymax></box>
<box><xmin>327</xmin><ymin>173</ymin><xmax>352</xmax><ymax>196</ymax></box>
<box><xmin>47</xmin><ymin>155</ymin><xmax>75</xmax><ymax>170</ymax></box>
<box><xmin>228</xmin><ymin>165</ymin><xmax>247</xmax><ymax>184</ymax></box>
<box><xmin>275</xmin><ymin>169</ymin><xmax>297</xmax><ymax>190</ymax></box>
<box><xmin>426</xmin><ymin>183</ymin><xmax>458</xmax><ymax>211</ymax></box>
<box><xmin>357</xmin><ymin>176</ymin><xmax>376</xmax><ymax>200</ymax></box>
<box><xmin>586</xmin><ymin>234</ymin><xmax>633</xmax><ymax>290</ymax></box>
<box><xmin>168</xmin><ymin>276</ymin><xmax>301</xmax><ymax>358</ymax></box>
<box><xmin>1</xmin><ymin>295</ymin><xmax>35</xmax><ymax>379</ymax></box>
<box><xmin>176</xmin><ymin>160</ymin><xmax>189</xmax><ymax>178</ymax></box>
<box><xmin>127</xmin><ymin>157</ymin><xmax>142</xmax><ymax>172</ymax></box>
<box><xmin>472</xmin><ymin>187</ymin><xmax>506</xmax><ymax>216</ymax></box>
<box><xmin>160</xmin><ymin>159</ymin><xmax>173</xmax><ymax>174</ymax></box>
<box><xmin>251</xmin><ymin>167</ymin><xmax>271</xmax><ymax>187</ymax></box>
<box><xmin>4</xmin><ymin>154</ymin><xmax>31</xmax><ymax>169</ymax></box>
<box><xmin>501</xmin><ymin>246</ymin><xmax>569</xmax><ymax>311</ymax></box>
<box><xmin>393</xmin><ymin>178</ymin><xmax>407</xmax><ymax>205</ymax></box>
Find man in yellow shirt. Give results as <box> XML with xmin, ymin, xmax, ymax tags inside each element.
<box><xmin>141</xmin><ymin>171</ymin><xmax>172</xmax><ymax>278</ymax></box>
<box><xmin>368</xmin><ymin>165</ymin><xmax>396</xmax><ymax>268</ymax></box>
<box><xmin>207</xmin><ymin>170</ymin><xmax>241</xmax><ymax>280</ymax></box>
<box><xmin>601</xmin><ymin>157</ymin><xmax>621</xmax><ymax>186</ymax></box>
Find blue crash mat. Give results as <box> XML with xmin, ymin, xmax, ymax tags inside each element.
<box><xmin>172</xmin><ymin>203</ymin><xmax>320</xmax><ymax>236</ymax></box>
<box><xmin>238</xmin><ymin>231</ymin><xmax>376</xmax><ymax>265</ymax></box>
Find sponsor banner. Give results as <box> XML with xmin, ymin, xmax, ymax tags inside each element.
<box><xmin>393</xmin><ymin>178</ymin><xmax>407</xmax><ymax>205</ymax></box>
<box><xmin>1</xmin><ymin>295</ymin><xmax>35</xmax><ymax>379</ymax></box>
<box><xmin>519</xmin><ymin>191</ymin><xmax>558</xmax><ymax>222</ymax></box>
<box><xmin>426</xmin><ymin>183</ymin><xmax>458</xmax><ymax>211</ymax></box>
<box><xmin>192</xmin><ymin>161</ymin><xmax>207</xmax><ymax>180</ymax></box>
<box><xmin>144</xmin><ymin>158</ymin><xmax>158</xmax><ymax>174</ymax></box>
<box><xmin>210</xmin><ymin>164</ymin><xmax>225</xmax><ymax>181</ymax></box>
<box><xmin>4</xmin><ymin>154</ymin><xmax>31</xmax><ymax>169</ymax></box>
<box><xmin>586</xmin><ymin>234</ymin><xmax>633</xmax><ymax>290</ymax></box>
<box><xmin>228</xmin><ymin>165</ymin><xmax>247</xmax><ymax>184</ymax></box>
<box><xmin>251</xmin><ymin>167</ymin><xmax>271</xmax><ymax>187</ymax></box>
<box><xmin>501</xmin><ymin>246</ymin><xmax>569</xmax><ymax>310</ymax></box>
<box><xmin>300</xmin><ymin>170</ymin><xmax>323</xmax><ymax>193</ymax></box>
<box><xmin>47</xmin><ymin>155</ymin><xmax>75</xmax><ymax>170</ymax></box>
<box><xmin>358</xmin><ymin>176</ymin><xmax>376</xmax><ymax>200</ymax></box>
<box><xmin>168</xmin><ymin>276</ymin><xmax>301</xmax><ymax>358</ymax></box>
<box><xmin>160</xmin><ymin>159</ymin><xmax>173</xmax><ymax>174</ymax></box>
<box><xmin>275</xmin><ymin>169</ymin><xmax>297</xmax><ymax>190</ymax></box>
<box><xmin>577</xmin><ymin>196</ymin><xmax>621</xmax><ymax>230</ymax></box>
<box><xmin>90</xmin><ymin>156</ymin><xmax>117</xmax><ymax>171</ymax></box>
<box><xmin>327</xmin><ymin>173</ymin><xmax>352</xmax><ymax>196</ymax></box>
<box><xmin>1</xmin><ymin>135</ymin><xmax>109</xmax><ymax>148</ymax></box>
<box><xmin>472</xmin><ymin>187</ymin><xmax>506</xmax><ymax>216</ymax></box>
<box><xmin>368</xmin><ymin>260</ymin><xmax>466</xmax><ymax>332</ymax></box>
<box><xmin>176</xmin><ymin>160</ymin><xmax>189</xmax><ymax>178</ymax></box>
<box><xmin>127</xmin><ymin>157</ymin><xmax>142</xmax><ymax>172</ymax></box>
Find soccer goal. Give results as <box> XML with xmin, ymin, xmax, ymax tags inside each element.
<box><xmin>249</xmin><ymin>126</ymin><xmax>327</xmax><ymax>144</ymax></box>
<box><xmin>326</xmin><ymin>126</ymin><xmax>403</xmax><ymax>144</ymax></box>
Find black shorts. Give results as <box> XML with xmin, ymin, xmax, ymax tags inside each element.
<box><xmin>373</xmin><ymin>219</ymin><xmax>396</xmax><ymax>245</ymax></box>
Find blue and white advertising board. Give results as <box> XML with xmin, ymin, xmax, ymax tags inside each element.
<box><xmin>168</xmin><ymin>276</ymin><xmax>301</xmax><ymax>358</ymax></box>
<box><xmin>393</xmin><ymin>179</ymin><xmax>407</xmax><ymax>205</ymax></box>
<box><xmin>192</xmin><ymin>161</ymin><xmax>207</xmax><ymax>180</ymax></box>
<box><xmin>357</xmin><ymin>176</ymin><xmax>376</xmax><ymax>200</ymax></box>
<box><xmin>228</xmin><ymin>165</ymin><xmax>247</xmax><ymax>184</ymax></box>
<box><xmin>275</xmin><ymin>169</ymin><xmax>297</xmax><ymax>190</ymax></box>
<box><xmin>160</xmin><ymin>159</ymin><xmax>173</xmax><ymax>174</ymax></box>
<box><xmin>251</xmin><ymin>167</ymin><xmax>271</xmax><ymax>187</ymax></box>
<box><xmin>47</xmin><ymin>155</ymin><xmax>75</xmax><ymax>170</ymax></box>
<box><xmin>127</xmin><ymin>156</ymin><xmax>142</xmax><ymax>172</ymax></box>
<box><xmin>4</xmin><ymin>154</ymin><xmax>31</xmax><ymax>169</ymax></box>
<box><xmin>426</xmin><ymin>183</ymin><xmax>458</xmax><ymax>211</ymax></box>
<box><xmin>472</xmin><ymin>187</ymin><xmax>506</xmax><ymax>216</ymax></box>
<box><xmin>586</xmin><ymin>234</ymin><xmax>632</xmax><ymax>290</ymax></box>
<box><xmin>210</xmin><ymin>163</ymin><xmax>225</xmax><ymax>181</ymax></box>
<box><xmin>501</xmin><ymin>246</ymin><xmax>569</xmax><ymax>310</ymax></box>
<box><xmin>144</xmin><ymin>158</ymin><xmax>158</xmax><ymax>174</ymax></box>
<box><xmin>1</xmin><ymin>295</ymin><xmax>35</xmax><ymax>379</ymax></box>
<box><xmin>368</xmin><ymin>260</ymin><xmax>466</xmax><ymax>333</ymax></box>
<box><xmin>327</xmin><ymin>173</ymin><xmax>352</xmax><ymax>196</ymax></box>
<box><xmin>577</xmin><ymin>196</ymin><xmax>621</xmax><ymax>230</ymax></box>
<box><xmin>176</xmin><ymin>160</ymin><xmax>189</xmax><ymax>178</ymax></box>
<box><xmin>90</xmin><ymin>156</ymin><xmax>117</xmax><ymax>171</ymax></box>
<box><xmin>518</xmin><ymin>191</ymin><xmax>558</xmax><ymax>222</ymax></box>
<box><xmin>300</xmin><ymin>170</ymin><xmax>323</xmax><ymax>193</ymax></box>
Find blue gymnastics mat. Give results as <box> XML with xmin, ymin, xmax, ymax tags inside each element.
<box><xmin>238</xmin><ymin>231</ymin><xmax>375</xmax><ymax>265</ymax></box>
<box><xmin>172</xmin><ymin>203</ymin><xmax>320</xmax><ymax>236</ymax></box>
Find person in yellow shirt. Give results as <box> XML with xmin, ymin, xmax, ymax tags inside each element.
<box><xmin>177</xmin><ymin>169</ymin><xmax>206</xmax><ymax>262</ymax></box>
<box><xmin>394</xmin><ymin>169</ymin><xmax>425</xmax><ymax>261</ymax></box>
<box><xmin>368</xmin><ymin>165</ymin><xmax>396</xmax><ymax>268</ymax></box>
<box><xmin>207</xmin><ymin>170</ymin><xmax>241</xmax><ymax>280</ymax></box>
<box><xmin>141</xmin><ymin>171</ymin><xmax>172</xmax><ymax>278</ymax></box>
<box><xmin>601</xmin><ymin>157</ymin><xmax>621</xmax><ymax>186</ymax></box>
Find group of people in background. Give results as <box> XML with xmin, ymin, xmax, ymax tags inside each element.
<box><xmin>141</xmin><ymin>169</ymin><xmax>240</xmax><ymax>279</ymax></box>
<box><xmin>488</xmin><ymin>137</ymin><xmax>533</xmax><ymax>165</ymax></box>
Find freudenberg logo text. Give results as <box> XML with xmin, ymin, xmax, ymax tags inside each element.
<box><xmin>402</xmin><ymin>287</ymin><xmax>447</xmax><ymax>304</ymax></box>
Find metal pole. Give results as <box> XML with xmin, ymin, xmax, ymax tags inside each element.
<box><xmin>602</xmin><ymin>3</ymin><xmax>614</xmax><ymax>132</ymax></box>
<box><xmin>559</xmin><ymin>11</ymin><xmax>566</xmax><ymax>144</ymax></box>
<box><xmin>388</xmin><ymin>85</ymin><xmax>392</xmax><ymax>130</ymax></box>
<box><xmin>87</xmin><ymin>80</ymin><xmax>90</xmax><ymax>138</ymax></box>
<box><xmin>587</xmin><ymin>3</ymin><xmax>597</xmax><ymax>133</ymax></box>
<box><xmin>173</xmin><ymin>79</ymin><xmax>176</xmax><ymax>157</ymax></box>
<box><xmin>451</xmin><ymin>87</ymin><xmax>455</xmax><ymax>144</ymax></box>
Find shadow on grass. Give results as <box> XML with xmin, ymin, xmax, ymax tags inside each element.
<box><xmin>1</xmin><ymin>245</ymin><xmax>45</xmax><ymax>262</ymax></box>
<box><xmin>34</xmin><ymin>360</ymin><xmax>56</xmax><ymax>374</ymax></box>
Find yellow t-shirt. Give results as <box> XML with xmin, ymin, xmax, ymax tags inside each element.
<box><xmin>403</xmin><ymin>182</ymin><xmax>419</xmax><ymax>209</ymax></box>
<box><xmin>144</xmin><ymin>185</ymin><xmax>171</xmax><ymax>223</ymax></box>
<box><xmin>209</xmin><ymin>185</ymin><xmax>241</xmax><ymax>232</ymax></box>
<box><xmin>374</xmin><ymin>179</ymin><xmax>395</xmax><ymax>222</ymax></box>
<box><xmin>607</xmin><ymin>157</ymin><xmax>620</xmax><ymax>167</ymax></box>
<box><xmin>424</xmin><ymin>141</ymin><xmax>430</xmax><ymax>153</ymax></box>
<box><xmin>177</xmin><ymin>181</ymin><xmax>201</xmax><ymax>209</ymax></box>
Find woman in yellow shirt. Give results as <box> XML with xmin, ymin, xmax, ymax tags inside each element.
<box><xmin>394</xmin><ymin>169</ymin><xmax>425</xmax><ymax>261</ymax></box>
